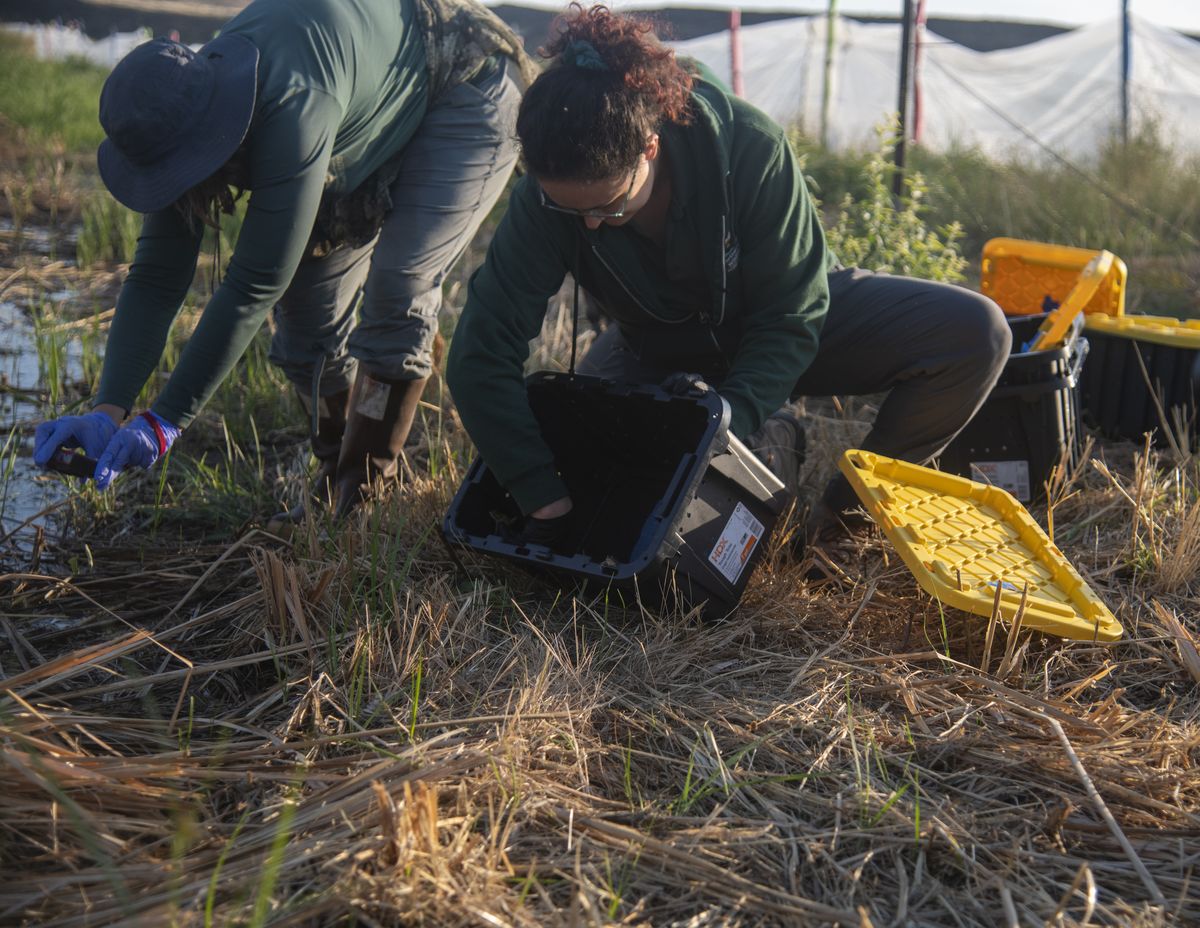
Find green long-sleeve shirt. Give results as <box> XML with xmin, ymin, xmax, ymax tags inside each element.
<box><xmin>446</xmin><ymin>78</ymin><xmax>835</xmax><ymax>515</ymax></box>
<box><xmin>96</xmin><ymin>0</ymin><xmax>428</xmax><ymax>427</ymax></box>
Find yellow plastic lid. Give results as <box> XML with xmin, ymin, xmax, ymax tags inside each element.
<box><xmin>1083</xmin><ymin>313</ymin><xmax>1200</xmax><ymax>350</ymax></box>
<box><xmin>981</xmin><ymin>237</ymin><xmax>1127</xmax><ymax>319</ymax></box>
<box><xmin>838</xmin><ymin>450</ymin><xmax>1122</xmax><ymax>642</ymax></box>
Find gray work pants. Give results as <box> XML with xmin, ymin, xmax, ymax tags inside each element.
<box><xmin>577</xmin><ymin>267</ymin><xmax>1012</xmax><ymax>497</ymax></box>
<box><xmin>268</xmin><ymin>58</ymin><xmax>522</xmax><ymax>395</ymax></box>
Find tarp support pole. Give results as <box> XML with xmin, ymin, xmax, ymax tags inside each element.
<box><xmin>821</xmin><ymin>0</ymin><xmax>838</xmax><ymax>147</ymax></box>
<box><xmin>730</xmin><ymin>9</ymin><xmax>744</xmax><ymax>97</ymax></box>
<box><xmin>913</xmin><ymin>0</ymin><xmax>926</xmax><ymax>144</ymax></box>
<box><xmin>1121</xmin><ymin>0</ymin><xmax>1131</xmax><ymax>144</ymax></box>
<box><xmin>892</xmin><ymin>0</ymin><xmax>916</xmax><ymax>197</ymax></box>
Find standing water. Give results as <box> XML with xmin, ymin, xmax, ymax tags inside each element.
<box><xmin>0</xmin><ymin>299</ymin><xmax>84</xmax><ymax>541</ymax></box>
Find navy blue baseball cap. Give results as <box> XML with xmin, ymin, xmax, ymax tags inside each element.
<box><xmin>97</xmin><ymin>34</ymin><xmax>259</xmax><ymax>213</ymax></box>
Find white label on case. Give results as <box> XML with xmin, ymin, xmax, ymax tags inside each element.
<box><xmin>970</xmin><ymin>460</ymin><xmax>1032</xmax><ymax>501</ymax></box>
<box><xmin>708</xmin><ymin>502</ymin><xmax>765</xmax><ymax>584</ymax></box>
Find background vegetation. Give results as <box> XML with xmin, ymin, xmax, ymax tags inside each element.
<box><xmin>795</xmin><ymin>123</ymin><xmax>1200</xmax><ymax>316</ymax></box>
<box><xmin>1</xmin><ymin>31</ymin><xmax>1198</xmax><ymax>927</ymax></box>
<box><xmin>0</xmin><ymin>32</ymin><xmax>108</xmax><ymax>152</ymax></box>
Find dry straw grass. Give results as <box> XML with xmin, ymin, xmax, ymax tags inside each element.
<box><xmin>1</xmin><ymin>274</ymin><xmax>1198</xmax><ymax>927</ymax></box>
<box><xmin>4</xmin><ymin>370</ymin><xmax>1200</xmax><ymax>926</ymax></box>
<box><xmin>2</xmin><ymin>34</ymin><xmax>1198</xmax><ymax>927</ymax></box>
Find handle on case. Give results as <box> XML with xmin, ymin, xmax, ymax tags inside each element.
<box><xmin>1023</xmin><ymin>250</ymin><xmax>1114</xmax><ymax>353</ymax></box>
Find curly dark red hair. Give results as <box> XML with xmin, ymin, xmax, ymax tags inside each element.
<box><xmin>517</xmin><ymin>4</ymin><xmax>694</xmax><ymax>182</ymax></box>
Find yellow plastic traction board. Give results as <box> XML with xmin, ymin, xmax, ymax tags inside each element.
<box><xmin>1083</xmin><ymin>313</ymin><xmax>1200</xmax><ymax>351</ymax></box>
<box><xmin>981</xmin><ymin>237</ymin><xmax>1127</xmax><ymax>319</ymax></box>
<box><xmin>838</xmin><ymin>450</ymin><xmax>1122</xmax><ymax>642</ymax></box>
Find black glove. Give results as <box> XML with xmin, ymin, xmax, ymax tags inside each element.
<box><xmin>514</xmin><ymin>510</ymin><xmax>574</xmax><ymax>551</ymax></box>
<box><xmin>659</xmin><ymin>371</ymin><xmax>710</xmax><ymax>397</ymax></box>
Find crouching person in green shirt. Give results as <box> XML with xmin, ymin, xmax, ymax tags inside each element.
<box><xmin>33</xmin><ymin>0</ymin><xmax>535</xmax><ymax>522</ymax></box>
<box><xmin>446</xmin><ymin>4</ymin><xmax>1012</xmax><ymax>546</ymax></box>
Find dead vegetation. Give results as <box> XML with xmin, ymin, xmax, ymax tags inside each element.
<box><xmin>1</xmin><ymin>69</ymin><xmax>1197</xmax><ymax>926</ymax></box>
<box><xmin>2</xmin><ymin>386</ymin><xmax>1199</xmax><ymax>925</ymax></box>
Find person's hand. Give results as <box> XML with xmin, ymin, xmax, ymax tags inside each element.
<box><xmin>513</xmin><ymin>497</ymin><xmax>574</xmax><ymax>550</ymax></box>
<box><xmin>518</xmin><ymin>510</ymin><xmax>574</xmax><ymax>549</ymax></box>
<box><xmin>531</xmin><ymin>497</ymin><xmax>573</xmax><ymax>520</ymax></box>
<box><xmin>660</xmin><ymin>371</ymin><xmax>710</xmax><ymax>397</ymax></box>
<box><xmin>33</xmin><ymin>410</ymin><xmax>120</xmax><ymax>468</ymax></box>
<box><xmin>94</xmin><ymin>411</ymin><xmax>181</xmax><ymax>489</ymax></box>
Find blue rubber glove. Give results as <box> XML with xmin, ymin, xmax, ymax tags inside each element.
<box><xmin>33</xmin><ymin>411</ymin><xmax>119</xmax><ymax>467</ymax></box>
<box><xmin>94</xmin><ymin>411</ymin><xmax>181</xmax><ymax>490</ymax></box>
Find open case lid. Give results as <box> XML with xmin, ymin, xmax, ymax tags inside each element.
<box><xmin>1083</xmin><ymin>313</ymin><xmax>1200</xmax><ymax>350</ymax></box>
<box><xmin>981</xmin><ymin>237</ymin><xmax>1127</xmax><ymax>319</ymax></box>
<box><xmin>838</xmin><ymin>450</ymin><xmax>1122</xmax><ymax>642</ymax></box>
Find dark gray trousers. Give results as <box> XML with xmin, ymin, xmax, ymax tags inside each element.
<box><xmin>268</xmin><ymin>58</ymin><xmax>522</xmax><ymax>395</ymax></box>
<box><xmin>578</xmin><ymin>267</ymin><xmax>1012</xmax><ymax>503</ymax></box>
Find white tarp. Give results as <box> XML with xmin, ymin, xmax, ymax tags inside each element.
<box><xmin>673</xmin><ymin>14</ymin><xmax>1200</xmax><ymax>161</ymax></box>
<box><xmin>5</xmin><ymin>22</ymin><xmax>153</xmax><ymax>68</ymax></box>
<box><xmin>11</xmin><ymin>14</ymin><xmax>1200</xmax><ymax>161</ymax></box>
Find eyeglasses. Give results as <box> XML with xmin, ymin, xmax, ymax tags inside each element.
<box><xmin>537</xmin><ymin>161</ymin><xmax>641</xmax><ymax>219</ymax></box>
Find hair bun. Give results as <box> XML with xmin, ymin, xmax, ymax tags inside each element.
<box><xmin>561</xmin><ymin>39</ymin><xmax>608</xmax><ymax>71</ymax></box>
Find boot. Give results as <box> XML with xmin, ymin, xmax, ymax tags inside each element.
<box><xmin>799</xmin><ymin>473</ymin><xmax>875</xmax><ymax>556</ymax></box>
<box><xmin>266</xmin><ymin>387</ymin><xmax>350</xmax><ymax>530</ymax></box>
<box><xmin>747</xmin><ymin>405</ymin><xmax>806</xmax><ymax>496</ymax></box>
<box><xmin>333</xmin><ymin>371</ymin><xmax>430</xmax><ymax>519</ymax></box>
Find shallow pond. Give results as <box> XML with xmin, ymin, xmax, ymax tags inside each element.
<box><xmin>0</xmin><ymin>299</ymin><xmax>85</xmax><ymax>539</ymax></box>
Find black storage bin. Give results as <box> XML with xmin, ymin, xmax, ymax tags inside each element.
<box><xmin>443</xmin><ymin>372</ymin><xmax>789</xmax><ymax>616</ymax></box>
<box><xmin>939</xmin><ymin>313</ymin><xmax>1088</xmax><ymax>502</ymax></box>
<box><xmin>1080</xmin><ymin>327</ymin><xmax>1200</xmax><ymax>450</ymax></box>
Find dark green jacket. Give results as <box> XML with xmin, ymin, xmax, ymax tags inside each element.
<box><xmin>446</xmin><ymin>78</ymin><xmax>834</xmax><ymax>514</ymax></box>
<box><xmin>96</xmin><ymin>0</ymin><xmax>429</xmax><ymax>427</ymax></box>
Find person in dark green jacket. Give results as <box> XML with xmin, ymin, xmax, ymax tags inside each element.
<box><xmin>34</xmin><ymin>0</ymin><xmax>534</xmax><ymax>521</ymax></box>
<box><xmin>446</xmin><ymin>4</ymin><xmax>1011</xmax><ymax>543</ymax></box>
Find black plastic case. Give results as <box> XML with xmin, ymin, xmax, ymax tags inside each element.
<box><xmin>443</xmin><ymin>373</ymin><xmax>790</xmax><ymax>616</ymax></box>
<box><xmin>940</xmin><ymin>314</ymin><xmax>1088</xmax><ymax>502</ymax></box>
<box><xmin>1080</xmin><ymin>329</ymin><xmax>1199</xmax><ymax>450</ymax></box>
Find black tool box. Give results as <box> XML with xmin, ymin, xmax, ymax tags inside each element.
<box><xmin>443</xmin><ymin>373</ymin><xmax>790</xmax><ymax>616</ymax></box>
<box><xmin>940</xmin><ymin>313</ymin><xmax>1088</xmax><ymax>502</ymax></box>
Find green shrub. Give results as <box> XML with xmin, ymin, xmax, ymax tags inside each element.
<box><xmin>789</xmin><ymin>129</ymin><xmax>875</xmax><ymax>211</ymax></box>
<box><xmin>802</xmin><ymin>127</ymin><xmax>967</xmax><ymax>283</ymax></box>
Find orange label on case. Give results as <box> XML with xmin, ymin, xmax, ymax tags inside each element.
<box><xmin>709</xmin><ymin>502</ymin><xmax>764</xmax><ymax>584</ymax></box>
